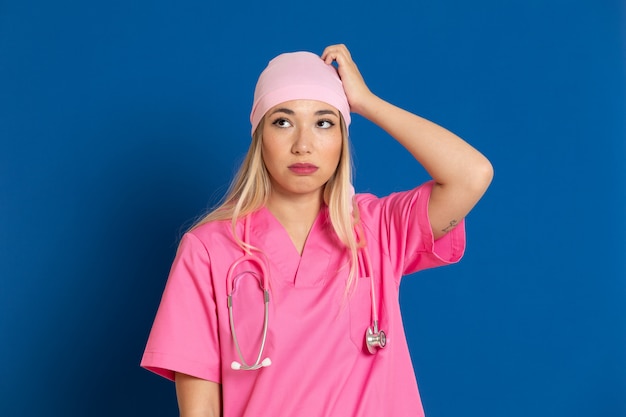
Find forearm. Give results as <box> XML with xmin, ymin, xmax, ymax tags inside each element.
<box><xmin>354</xmin><ymin>92</ymin><xmax>493</xmax><ymax>190</ymax></box>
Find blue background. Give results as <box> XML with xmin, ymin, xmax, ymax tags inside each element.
<box><xmin>1</xmin><ymin>0</ymin><xmax>624</xmax><ymax>416</ymax></box>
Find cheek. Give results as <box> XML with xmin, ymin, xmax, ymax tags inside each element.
<box><xmin>260</xmin><ymin>136</ymin><xmax>280</xmax><ymax>165</ymax></box>
<box><xmin>328</xmin><ymin>136</ymin><xmax>343</xmax><ymax>162</ymax></box>
<box><xmin>261</xmin><ymin>146</ymin><xmax>277</xmax><ymax>174</ymax></box>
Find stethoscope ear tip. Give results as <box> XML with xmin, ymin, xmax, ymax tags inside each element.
<box><xmin>231</xmin><ymin>358</ymin><xmax>272</xmax><ymax>371</ymax></box>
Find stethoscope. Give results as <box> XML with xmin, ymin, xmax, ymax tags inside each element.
<box><xmin>226</xmin><ymin>216</ymin><xmax>386</xmax><ymax>371</ymax></box>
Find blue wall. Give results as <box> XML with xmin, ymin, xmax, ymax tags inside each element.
<box><xmin>1</xmin><ymin>1</ymin><xmax>624</xmax><ymax>416</ymax></box>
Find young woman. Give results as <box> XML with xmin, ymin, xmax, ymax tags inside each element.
<box><xmin>141</xmin><ymin>44</ymin><xmax>493</xmax><ymax>417</ymax></box>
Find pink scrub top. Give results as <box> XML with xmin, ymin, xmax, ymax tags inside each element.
<box><xmin>141</xmin><ymin>181</ymin><xmax>466</xmax><ymax>417</ymax></box>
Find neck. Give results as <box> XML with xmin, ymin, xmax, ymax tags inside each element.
<box><xmin>266</xmin><ymin>191</ymin><xmax>323</xmax><ymax>227</ymax></box>
<box><xmin>265</xmin><ymin>191</ymin><xmax>324</xmax><ymax>255</ymax></box>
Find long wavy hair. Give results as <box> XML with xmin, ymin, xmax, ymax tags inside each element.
<box><xmin>190</xmin><ymin>113</ymin><xmax>362</xmax><ymax>288</ymax></box>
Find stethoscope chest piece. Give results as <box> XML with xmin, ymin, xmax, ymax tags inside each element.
<box><xmin>365</xmin><ymin>321</ymin><xmax>387</xmax><ymax>354</ymax></box>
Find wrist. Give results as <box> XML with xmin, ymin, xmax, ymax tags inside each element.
<box><xmin>350</xmin><ymin>91</ymin><xmax>381</xmax><ymax>118</ymax></box>
<box><xmin>351</xmin><ymin>93</ymin><xmax>391</xmax><ymax>122</ymax></box>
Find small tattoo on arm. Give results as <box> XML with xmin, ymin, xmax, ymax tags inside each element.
<box><xmin>442</xmin><ymin>220</ymin><xmax>458</xmax><ymax>233</ymax></box>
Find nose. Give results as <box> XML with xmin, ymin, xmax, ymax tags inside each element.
<box><xmin>291</xmin><ymin>127</ymin><xmax>312</xmax><ymax>154</ymax></box>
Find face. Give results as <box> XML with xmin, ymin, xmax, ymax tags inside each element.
<box><xmin>261</xmin><ymin>99</ymin><xmax>343</xmax><ymax>202</ymax></box>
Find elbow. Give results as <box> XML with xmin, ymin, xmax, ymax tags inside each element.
<box><xmin>434</xmin><ymin>155</ymin><xmax>494</xmax><ymax>198</ymax></box>
<box><xmin>465</xmin><ymin>157</ymin><xmax>494</xmax><ymax>196</ymax></box>
<box><xmin>478</xmin><ymin>158</ymin><xmax>494</xmax><ymax>189</ymax></box>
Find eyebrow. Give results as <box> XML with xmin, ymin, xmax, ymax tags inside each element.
<box><xmin>269</xmin><ymin>108</ymin><xmax>339</xmax><ymax>118</ymax></box>
<box><xmin>315</xmin><ymin>109</ymin><xmax>339</xmax><ymax>117</ymax></box>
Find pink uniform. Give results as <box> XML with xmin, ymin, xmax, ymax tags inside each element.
<box><xmin>141</xmin><ymin>181</ymin><xmax>466</xmax><ymax>416</ymax></box>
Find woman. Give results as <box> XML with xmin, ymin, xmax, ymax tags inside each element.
<box><xmin>141</xmin><ymin>44</ymin><xmax>493</xmax><ymax>417</ymax></box>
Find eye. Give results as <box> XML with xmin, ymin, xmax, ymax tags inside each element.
<box><xmin>317</xmin><ymin>119</ymin><xmax>335</xmax><ymax>129</ymax></box>
<box><xmin>271</xmin><ymin>118</ymin><xmax>292</xmax><ymax>128</ymax></box>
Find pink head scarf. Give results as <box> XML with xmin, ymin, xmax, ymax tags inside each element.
<box><xmin>250</xmin><ymin>51</ymin><xmax>351</xmax><ymax>136</ymax></box>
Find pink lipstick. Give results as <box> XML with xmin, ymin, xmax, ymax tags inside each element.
<box><xmin>288</xmin><ymin>163</ymin><xmax>318</xmax><ymax>175</ymax></box>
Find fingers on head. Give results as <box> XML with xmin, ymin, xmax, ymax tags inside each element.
<box><xmin>322</xmin><ymin>44</ymin><xmax>350</xmax><ymax>63</ymax></box>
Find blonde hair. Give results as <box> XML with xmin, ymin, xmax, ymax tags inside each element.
<box><xmin>191</xmin><ymin>114</ymin><xmax>362</xmax><ymax>288</ymax></box>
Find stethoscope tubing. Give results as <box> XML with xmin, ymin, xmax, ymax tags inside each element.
<box><xmin>226</xmin><ymin>218</ymin><xmax>272</xmax><ymax>370</ymax></box>
<box><xmin>227</xmin><ymin>215</ymin><xmax>385</xmax><ymax>370</ymax></box>
<box><xmin>227</xmin><ymin>281</ymin><xmax>270</xmax><ymax>370</ymax></box>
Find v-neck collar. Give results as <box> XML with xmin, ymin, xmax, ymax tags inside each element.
<box><xmin>248</xmin><ymin>206</ymin><xmax>341</xmax><ymax>288</ymax></box>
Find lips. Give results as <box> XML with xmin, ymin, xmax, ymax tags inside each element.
<box><xmin>288</xmin><ymin>163</ymin><xmax>319</xmax><ymax>175</ymax></box>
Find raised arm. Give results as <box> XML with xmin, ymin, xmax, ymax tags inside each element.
<box><xmin>322</xmin><ymin>44</ymin><xmax>493</xmax><ymax>239</ymax></box>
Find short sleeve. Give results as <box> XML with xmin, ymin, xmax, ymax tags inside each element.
<box><xmin>357</xmin><ymin>180</ymin><xmax>466</xmax><ymax>279</ymax></box>
<box><xmin>140</xmin><ymin>233</ymin><xmax>221</xmax><ymax>383</ymax></box>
